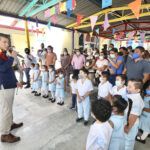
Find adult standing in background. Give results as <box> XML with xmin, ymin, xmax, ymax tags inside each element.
<box><xmin>37</xmin><ymin>48</ymin><xmax>47</xmax><ymax>65</ymax></box>
<box><xmin>23</xmin><ymin>48</ymin><xmax>33</xmax><ymax>88</ymax></box>
<box><xmin>0</xmin><ymin>33</ymin><xmax>23</xmax><ymax>143</ymax></box>
<box><xmin>108</xmin><ymin>48</ymin><xmax>124</xmax><ymax>85</ymax></box>
<box><xmin>123</xmin><ymin>46</ymin><xmax>150</xmax><ymax>84</ymax></box>
<box><xmin>71</xmin><ymin>49</ymin><xmax>85</xmax><ymax>77</ymax></box>
<box><xmin>45</xmin><ymin>46</ymin><xmax>57</xmax><ymax>67</ymax></box>
<box><xmin>61</xmin><ymin>48</ymin><xmax>71</xmax><ymax>86</ymax></box>
<box><xmin>108</xmin><ymin>43</ymin><xmax>114</xmax><ymax>51</ymax></box>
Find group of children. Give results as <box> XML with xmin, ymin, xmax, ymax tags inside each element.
<box><xmin>85</xmin><ymin>71</ymin><xmax>150</xmax><ymax>150</ymax></box>
<box><xmin>28</xmin><ymin>63</ymin><xmax>150</xmax><ymax>150</ymax></box>
<box><xmin>29</xmin><ymin>63</ymin><xmax>65</xmax><ymax>105</ymax></box>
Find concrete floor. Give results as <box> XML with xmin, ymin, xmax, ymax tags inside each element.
<box><xmin>0</xmin><ymin>88</ymin><xmax>149</xmax><ymax>150</ymax></box>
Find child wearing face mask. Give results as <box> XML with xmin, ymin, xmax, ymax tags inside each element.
<box><xmin>33</xmin><ymin>64</ymin><xmax>41</xmax><ymax>96</ymax></box>
<box><xmin>109</xmin><ymin>75</ymin><xmax>127</xmax><ymax>102</ymax></box>
<box><xmin>48</xmin><ymin>65</ymin><xmax>56</xmax><ymax>103</ymax></box>
<box><xmin>98</xmin><ymin>71</ymin><xmax>112</xmax><ymax>100</ymax></box>
<box><xmin>41</xmin><ymin>65</ymin><xmax>49</xmax><ymax>98</ymax></box>
<box><xmin>55</xmin><ymin>70</ymin><xmax>66</xmax><ymax>105</ymax></box>
<box><xmin>30</xmin><ymin>63</ymin><xmax>35</xmax><ymax>93</ymax></box>
<box><xmin>124</xmin><ymin>79</ymin><xmax>145</xmax><ymax>150</ymax></box>
<box><xmin>109</xmin><ymin>95</ymin><xmax>132</xmax><ymax>150</ymax></box>
<box><xmin>76</xmin><ymin>69</ymin><xmax>93</xmax><ymax>126</ymax></box>
<box><xmin>136</xmin><ymin>83</ymin><xmax>150</xmax><ymax>144</ymax></box>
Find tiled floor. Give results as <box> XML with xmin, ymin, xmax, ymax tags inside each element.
<box><xmin>0</xmin><ymin>88</ymin><xmax>149</xmax><ymax>150</ymax></box>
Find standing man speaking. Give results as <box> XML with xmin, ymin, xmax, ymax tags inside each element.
<box><xmin>0</xmin><ymin>33</ymin><xmax>23</xmax><ymax>143</ymax></box>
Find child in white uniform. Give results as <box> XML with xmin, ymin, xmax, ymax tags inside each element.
<box><xmin>41</xmin><ymin>65</ymin><xmax>49</xmax><ymax>98</ymax></box>
<box><xmin>30</xmin><ymin>63</ymin><xmax>35</xmax><ymax>93</ymax></box>
<box><xmin>48</xmin><ymin>65</ymin><xmax>56</xmax><ymax>103</ymax></box>
<box><xmin>109</xmin><ymin>95</ymin><xmax>131</xmax><ymax>150</ymax></box>
<box><xmin>76</xmin><ymin>69</ymin><xmax>93</xmax><ymax>126</ymax></box>
<box><xmin>86</xmin><ymin>99</ymin><xmax>113</xmax><ymax>150</ymax></box>
<box><xmin>33</xmin><ymin>63</ymin><xmax>41</xmax><ymax>96</ymax></box>
<box><xmin>136</xmin><ymin>83</ymin><xmax>150</xmax><ymax>144</ymax></box>
<box><xmin>98</xmin><ymin>71</ymin><xmax>112</xmax><ymax>100</ymax></box>
<box><xmin>124</xmin><ymin>79</ymin><xmax>145</xmax><ymax>150</ymax></box>
<box><xmin>70</xmin><ymin>75</ymin><xmax>78</xmax><ymax>110</ymax></box>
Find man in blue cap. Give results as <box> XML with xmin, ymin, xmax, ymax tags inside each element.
<box><xmin>0</xmin><ymin>33</ymin><xmax>23</xmax><ymax>143</ymax></box>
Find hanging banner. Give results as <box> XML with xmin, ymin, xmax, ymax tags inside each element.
<box><xmin>77</xmin><ymin>14</ymin><xmax>84</xmax><ymax>27</ymax></box>
<box><xmin>50</xmin><ymin>7</ymin><xmax>55</xmax><ymax>16</ymax></box>
<box><xmin>102</xmin><ymin>0</ymin><xmax>112</xmax><ymax>9</ymax></box>
<box><xmin>90</xmin><ymin>16</ymin><xmax>98</xmax><ymax>31</ymax></box>
<box><xmin>103</xmin><ymin>13</ymin><xmax>110</xmax><ymax>31</ymax></box>
<box><xmin>67</xmin><ymin>9</ymin><xmax>73</xmax><ymax>19</ymax></box>
<box><xmin>55</xmin><ymin>4</ymin><xmax>60</xmax><ymax>14</ymax></box>
<box><xmin>66</xmin><ymin>0</ymin><xmax>73</xmax><ymax>10</ymax></box>
<box><xmin>52</xmin><ymin>15</ymin><xmax>57</xmax><ymax>25</ymax></box>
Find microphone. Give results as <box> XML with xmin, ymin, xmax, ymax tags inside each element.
<box><xmin>9</xmin><ymin>49</ymin><xmax>24</xmax><ymax>59</ymax></box>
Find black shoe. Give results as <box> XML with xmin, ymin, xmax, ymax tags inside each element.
<box><xmin>60</xmin><ymin>102</ymin><xmax>64</xmax><ymax>105</ymax></box>
<box><xmin>57</xmin><ymin>102</ymin><xmax>61</xmax><ymax>105</ymax></box>
<box><xmin>51</xmin><ymin>99</ymin><xmax>56</xmax><ymax>103</ymax></box>
<box><xmin>136</xmin><ymin>136</ymin><xmax>146</xmax><ymax>144</ymax></box>
<box><xmin>35</xmin><ymin>93</ymin><xmax>41</xmax><ymax>96</ymax></box>
<box><xmin>84</xmin><ymin>121</ymin><xmax>88</xmax><ymax>126</ymax></box>
<box><xmin>148</xmin><ymin>134</ymin><xmax>150</xmax><ymax>138</ymax></box>
<box><xmin>76</xmin><ymin>118</ymin><xmax>83</xmax><ymax>122</ymax></box>
<box><xmin>31</xmin><ymin>91</ymin><xmax>36</xmax><ymax>93</ymax></box>
<box><xmin>25</xmin><ymin>85</ymin><xmax>30</xmax><ymax>89</ymax></box>
<box><xmin>69</xmin><ymin>106</ymin><xmax>75</xmax><ymax>110</ymax></box>
<box><xmin>43</xmin><ymin>95</ymin><xmax>49</xmax><ymax>98</ymax></box>
<box><xmin>49</xmin><ymin>98</ymin><xmax>52</xmax><ymax>101</ymax></box>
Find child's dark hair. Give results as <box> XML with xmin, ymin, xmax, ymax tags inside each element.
<box><xmin>129</xmin><ymin>79</ymin><xmax>143</xmax><ymax>91</ymax></box>
<box><xmin>57</xmin><ymin>70</ymin><xmax>63</xmax><ymax>74</ymax></box>
<box><xmin>81</xmin><ymin>68</ymin><xmax>89</xmax><ymax>75</ymax></box>
<box><xmin>31</xmin><ymin>63</ymin><xmax>35</xmax><ymax>67</ymax></box>
<box><xmin>92</xmin><ymin>99</ymin><xmax>112</xmax><ymax>122</ymax></box>
<box><xmin>49</xmin><ymin>65</ymin><xmax>54</xmax><ymax>70</ymax></box>
<box><xmin>42</xmin><ymin>65</ymin><xmax>48</xmax><ymax>71</ymax></box>
<box><xmin>72</xmin><ymin>75</ymin><xmax>78</xmax><ymax>80</ymax></box>
<box><xmin>112</xmin><ymin>95</ymin><xmax>128</xmax><ymax>113</ymax></box>
<box><xmin>101</xmin><ymin>71</ymin><xmax>109</xmax><ymax>80</ymax></box>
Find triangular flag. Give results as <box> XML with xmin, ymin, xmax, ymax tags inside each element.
<box><xmin>60</xmin><ymin>2</ymin><xmax>67</xmax><ymax>12</ymax></box>
<box><xmin>119</xmin><ymin>32</ymin><xmax>124</xmax><ymax>39</ymax></box>
<box><xmin>50</xmin><ymin>7</ymin><xmax>55</xmax><ymax>16</ymax></box>
<box><xmin>96</xmin><ymin>29</ymin><xmax>99</xmax><ymax>35</ymax></box>
<box><xmin>66</xmin><ymin>0</ymin><xmax>73</xmax><ymax>10</ymax></box>
<box><xmin>103</xmin><ymin>14</ymin><xmax>110</xmax><ymax>31</ymax></box>
<box><xmin>90</xmin><ymin>16</ymin><xmax>98</xmax><ymax>31</ymax></box>
<box><xmin>72</xmin><ymin>0</ymin><xmax>76</xmax><ymax>9</ymax></box>
<box><xmin>52</xmin><ymin>15</ymin><xmax>56</xmax><ymax>25</ymax></box>
<box><xmin>77</xmin><ymin>14</ymin><xmax>84</xmax><ymax>27</ymax></box>
<box><xmin>128</xmin><ymin>0</ymin><xmax>142</xmax><ymax>19</ymax></box>
<box><xmin>140</xmin><ymin>32</ymin><xmax>146</xmax><ymax>41</ymax></box>
<box><xmin>36</xmin><ymin>16</ymin><xmax>38</xmax><ymax>27</ymax></box>
<box><xmin>55</xmin><ymin>5</ymin><xmax>60</xmax><ymax>14</ymax></box>
<box><xmin>47</xmin><ymin>21</ymin><xmax>51</xmax><ymax>30</ymax></box>
<box><xmin>112</xmin><ymin>28</ymin><xmax>116</xmax><ymax>34</ymax></box>
<box><xmin>67</xmin><ymin>9</ymin><xmax>73</xmax><ymax>19</ymax></box>
<box><xmin>102</xmin><ymin>0</ymin><xmax>112</xmax><ymax>9</ymax></box>
<box><xmin>36</xmin><ymin>28</ymin><xmax>39</xmax><ymax>37</ymax></box>
<box><xmin>45</xmin><ymin>9</ymin><xmax>50</xmax><ymax>18</ymax></box>
<box><xmin>90</xmin><ymin>32</ymin><xmax>93</xmax><ymax>37</ymax></box>
<box><xmin>128</xmin><ymin>32</ymin><xmax>135</xmax><ymax>40</ymax></box>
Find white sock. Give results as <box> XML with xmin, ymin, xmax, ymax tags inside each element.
<box><xmin>57</xmin><ymin>97</ymin><xmax>61</xmax><ymax>103</ymax></box>
<box><xmin>45</xmin><ymin>90</ymin><xmax>48</xmax><ymax>96</ymax></box>
<box><xmin>141</xmin><ymin>132</ymin><xmax>149</xmax><ymax>140</ymax></box>
<box><xmin>51</xmin><ymin>91</ymin><xmax>55</xmax><ymax>99</ymax></box>
<box><xmin>60</xmin><ymin>98</ymin><xmax>64</xmax><ymax>103</ymax></box>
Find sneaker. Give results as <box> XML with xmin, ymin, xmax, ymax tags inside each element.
<box><xmin>136</xmin><ymin>136</ymin><xmax>146</xmax><ymax>144</ymax></box>
<box><xmin>35</xmin><ymin>93</ymin><xmax>41</xmax><ymax>96</ymax></box>
<box><xmin>76</xmin><ymin>118</ymin><xmax>83</xmax><ymax>122</ymax></box>
<box><xmin>24</xmin><ymin>85</ymin><xmax>30</xmax><ymax>89</ymax></box>
<box><xmin>84</xmin><ymin>121</ymin><xmax>88</xmax><ymax>126</ymax></box>
<box><xmin>69</xmin><ymin>106</ymin><xmax>75</xmax><ymax>110</ymax></box>
<box><xmin>43</xmin><ymin>95</ymin><xmax>49</xmax><ymax>98</ymax></box>
<box><xmin>51</xmin><ymin>99</ymin><xmax>56</xmax><ymax>103</ymax></box>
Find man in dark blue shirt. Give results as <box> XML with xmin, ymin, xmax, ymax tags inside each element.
<box><xmin>0</xmin><ymin>33</ymin><xmax>23</xmax><ymax>143</ymax></box>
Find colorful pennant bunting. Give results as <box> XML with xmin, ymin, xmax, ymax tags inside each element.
<box><xmin>55</xmin><ymin>5</ymin><xmax>60</xmax><ymax>14</ymax></box>
<box><xmin>90</xmin><ymin>16</ymin><xmax>98</xmax><ymax>31</ymax></box>
<box><xmin>45</xmin><ymin>9</ymin><xmax>50</xmax><ymax>18</ymax></box>
<box><xmin>47</xmin><ymin>21</ymin><xmax>51</xmax><ymax>30</ymax></box>
<box><xmin>140</xmin><ymin>32</ymin><xmax>146</xmax><ymax>41</ymax></box>
<box><xmin>103</xmin><ymin>14</ymin><xmax>110</xmax><ymax>31</ymax></box>
<box><xmin>67</xmin><ymin>9</ymin><xmax>73</xmax><ymax>19</ymax></box>
<box><xmin>66</xmin><ymin>0</ymin><xmax>73</xmax><ymax>10</ymax></box>
<box><xmin>72</xmin><ymin>0</ymin><xmax>76</xmax><ymax>8</ymax></box>
<box><xmin>77</xmin><ymin>14</ymin><xmax>84</xmax><ymax>27</ymax></box>
<box><xmin>96</xmin><ymin>29</ymin><xmax>99</xmax><ymax>35</ymax></box>
<box><xmin>52</xmin><ymin>15</ymin><xmax>57</xmax><ymax>25</ymax></box>
<box><xmin>50</xmin><ymin>7</ymin><xmax>55</xmax><ymax>16</ymax></box>
<box><xmin>102</xmin><ymin>0</ymin><xmax>112</xmax><ymax>9</ymax></box>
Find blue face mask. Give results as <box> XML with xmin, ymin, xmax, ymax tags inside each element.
<box><xmin>110</xmin><ymin>54</ymin><xmax>115</xmax><ymax>59</ymax></box>
<box><xmin>76</xmin><ymin>52</ymin><xmax>80</xmax><ymax>56</ymax></box>
<box><xmin>132</xmin><ymin>53</ymin><xmax>140</xmax><ymax>59</ymax></box>
<box><xmin>115</xmin><ymin>81</ymin><xmax>122</xmax><ymax>87</ymax></box>
<box><xmin>95</xmin><ymin>54</ymin><xmax>99</xmax><ymax>58</ymax></box>
<box><xmin>146</xmin><ymin>88</ymin><xmax>150</xmax><ymax>95</ymax></box>
<box><xmin>59</xmin><ymin>74</ymin><xmax>63</xmax><ymax>78</ymax></box>
<box><xmin>64</xmin><ymin>52</ymin><xmax>67</xmax><ymax>56</ymax></box>
<box><xmin>126</xmin><ymin>89</ymin><xmax>132</xmax><ymax>94</ymax></box>
<box><xmin>35</xmin><ymin>67</ymin><xmax>39</xmax><ymax>70</ymax></box>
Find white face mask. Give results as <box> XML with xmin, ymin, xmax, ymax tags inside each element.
<box><xmin>87</xmin><ymin>52</ymin><xmax>91</xmax><ymax>56</ymax></box>
<box><xmin>99</xmin><ymin>56</ymin><xmax>104</xmax><ymax>60</ymax></box>
<box><xmin>49</xmin><ymin>69</ymin><xmax>52</xmax><ymax>72</ymax></box>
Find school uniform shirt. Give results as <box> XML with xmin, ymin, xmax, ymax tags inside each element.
<box><xmin>76</xmin><ymin>78</ymin><xmax>93</xmax><ymax>97</ymax></box>
<box><xmin>70</xmin><ymin>81</ymin><xmax>77</xmax><ymax>94</ymax></box>
<box><xmin>86</xmin><ymin>122</ymin><xmax>113</xmax><ymax>150</ymax></box>
<box><xmin>126</xmin><ymin>93</ymin><xmax>145</xmax><ymax>124</ymax></box>
<box><xmin>98</xmin><ymin>81</ymin><xmax>112</xmax><ymax>98</ymax></box>
<box><xmin>96</xmin><ymin>59</ymin><xmax>108</xmax><ymax>75</ymax></box>
<box><xmin>110</xmin><ymin>85</ymin><xmax>126</xmax><ymax>96</ymax></box>
<box><xmin>29</xmin><ymin>68</ymin><xmax>34</xmax><ymax>80</ymax></box>
<box><xmin>24</xmin><ymin>54</ymin><xmax>33</xmax><ymax>68</ymax></box>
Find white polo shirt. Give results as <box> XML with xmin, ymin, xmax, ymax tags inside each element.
<box><xmin>70</xmin><ymin>81</ymin><xmax>77</xmax><ymax>94</ymax></box>
<box><xmin>76</xmin><ymin>78</ymin><xmax>93</xmax><ymax>96</ymax></box>
<box><xmin>110</xmin><ymin>85</ymin><xmax>127</xmax><ymax>96</ymax></box>
<box><xmin>86</xmin><ymin>122</ymin><xmax>113</xmax><ymax>150</ymax></box>
<box><xmin>98</xmin><ymin>81</ymin><xmax>112</xmax><ymax>98</ymax></box>
<box><xmin>24</xmin><ymin>54</ymin><xmax>33</xmax><ymax>68</ymax></box>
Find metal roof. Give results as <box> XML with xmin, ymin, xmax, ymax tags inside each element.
<box><xmin>0</xmin><ymin>0</ymin><xmax>150</xmax><ymax>37</ymax></box>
